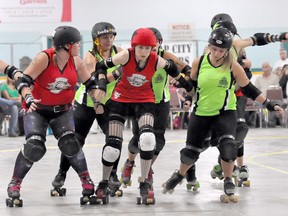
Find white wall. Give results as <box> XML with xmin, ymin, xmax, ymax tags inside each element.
<box><xmin>1</xmin><ymin>0</ymin><xmax>288</xmax><ymax>68</ymax></box>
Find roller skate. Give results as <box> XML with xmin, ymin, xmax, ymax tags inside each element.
<box><xmin>120</xmin><ymin>159</ymin><xmax>135</xmax><ymax>188</ymax></box>
<box><xmin>236</xmin><ymin>165</ymin><xmax>250</xmax><ymax>187</ymax></box>
<box><xmin>50</xmin><ymin>169</ymin><xmax>67</xmax><ymax>196</ymax></box>
<box><xmin>186</xmin><ymin>166</ymin><xmax>200</xmax><ymax>191</ymax></box>
<box><xmin>162</xmin><ymin>170</ymin><xmax>184</xmax><ymax>194</ymax></box>
<box><xmin>210</xmin><ymin>164</ymin><xmax>224</xmax><ymax>180</ymax></box>
<box><xmin>109</xmin><ymin>169</ymin><xmax>123</xmax><ymax>197</ymax></box>
<box><xmin>6</xmin><ymin>178</ymin><xmax>23</xmax><ymax>207</ymax></box>
<box><xmin>220</xmin><ymin>177</ymin><xmax>238</xmax><ymax>203</ymax></box>
<box><xmin>95</xmin><ymin>180</ymin><xmax>110</xmax><ymax>204</ymax></box>
<box><xmin>136</xmin><ymin>179</ymin><xmax>155</xmax><ymax>205</ymax></box>
<box><xmin>80</xmin><ymin>175</ymin><xmax>97</xmax><ymax>205</ymax></box>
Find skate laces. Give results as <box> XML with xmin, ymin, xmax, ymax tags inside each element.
<box><xmin>8</xmin><ymin>180</ymin><xmax>21</xmax><ymax>192</ymax></box>
<box><xmin>124</xmin><ymin>161</ymin><xmax>134</xmax><ymax>177</ymax></box>
<box><xmin>81</xmin><ymin>176</ymin><xmax>94</xmax><ymax>190</ymax></box>
<box><xmin>147</xmin><ymin>168</ymin><xmax>154</xmax><ymax>181</ymax></box>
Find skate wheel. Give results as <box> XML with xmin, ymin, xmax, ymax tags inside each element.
<box><xmin>50</xmin><ymin>189</ymin><xmax>59</xmax><ymax>196</ymax></box>
<box><xmin>80</xmin><ymin>196</ymin><xmax>88</xmax><ymax>205</ymax></box>
<box><xmin>6</xmin><ymin>198</ymin><xmax>14</xmax><ymax>207</ymax></box>
<box><xmin>89</xmin><ymin>196</ymin><xmax>98</xmax><ymax>205</ymax></box>
<box><xmin>229</xmin><ymin>195</ymin><xmax>238</xmax><ymax>203</ymax></box>
<box><xmin>102</xmin><ymin>195</ymin><xmax>109</xmax><ymax>204</ymax></box>
<box><xmin>243</xmin><ymin>180</ymin><xmax>250</xmax><ymax>187</ymax></box>
<box><xmin>115</xmin><ymin>190</ymin><xmax>123</xmax><ymax>197</ymax></box>
<box><xmin>220</xmin><ymin>195</ymin><xmax>229</xmax><ymax>203</ymax></box>
<box><xmin>136</xmin><ymin>197</ymin><xmax>141</xmax><ymax>205</ymax></box>
<box><xmin>186</xmin><ymin>184</ymin><xmax>192</xmax><ymax>191</ymax></box>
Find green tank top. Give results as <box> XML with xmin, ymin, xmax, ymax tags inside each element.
<box><xmin>194</xmin><ymin>54</ymin><xmax>236</xmax><ymax>116</ymax></box>
<box><xmin>152</xmin><ymin>48</ymin><xmax>170</xmax><ymax>104</ymax></box>
<box><xmin>74</xmin><ymin>46</ymin><xmax>119</xmax><ymax>106</ymax></box>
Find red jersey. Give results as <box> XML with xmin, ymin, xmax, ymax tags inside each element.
<box><xmin>31</xmin><ymin>48</ymin><xmax>78</xmax><ymax>106</ymax></box>
<box><xmin>111</xmin><ymin>48</ymin><xmax>158</xmax><ymax>103</ymax></box>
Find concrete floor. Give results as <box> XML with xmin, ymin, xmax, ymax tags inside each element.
<box><xmin>0</xmin><ymin>127</ymin><xmax>288</xmax><ymax>216</ymax></box>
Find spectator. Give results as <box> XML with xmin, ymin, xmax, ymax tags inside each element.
<box><xmin>0</xmin><ymin>78</ymin><xmax>21</xmax><ymax>137</ymax></box>
<box><xmin>255</xmin><ymin>62</ymin><xmax>281</xmax><ymax>127</ymax></box>
<box><xmin>272</xmin><ymin>49</ymin><xmax>288</xmax><ymax>74</ymax></box>
<box><xmin>279</xmin><ymin>64</ymin><xmax>288</xmax><ymax>104</ymax></box>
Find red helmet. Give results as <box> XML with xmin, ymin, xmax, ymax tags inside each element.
<box><xmin>131</xmin><ymin>28</ymin><xmax>156</xmax><ymax>47</ymax></box>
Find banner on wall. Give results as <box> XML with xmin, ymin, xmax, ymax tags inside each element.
<box><xmin>0</xmin><ymin>0</ymin><xmax>71</xmax><ymax>23</ymax></box>
<box><xmin>121</xmin><ymin>42</ymin><xmax>197</xmax><ymax>66</ymax></box>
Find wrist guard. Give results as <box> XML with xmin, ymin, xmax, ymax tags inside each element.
<box><xmin>15</xmin><ymin>74</ymin><xmax>34</xmax><ymax>94</ymax></box>
<box><xmin>185</xmin><ymin>94</ymin><xmax>192</xmax><ymax>103</ymax></box>
<box><xmin>177</xmin><ymin>76</ymin><xmax>193</xmax><ymax>92</ymax></box>
<box><xmin>270</xmin><ymin>32</ymin><xmax>286</xmax><ymax>42</ymax></box>
<box><xmin>263</xmin><ymin>99</ymin><xmax>278</xmax><ymax>112</ymax></box>
<box><xmin>24</xmin><ymin>93</ymin><xmax>36</xmax><ymax>108</ymax></box>
<box><xmin>97</xmin><ymin>78</ymin><xmax>107</xmax><ymax>92</ymax></box>
<box><xmin>83</xmin><ymin>75</ymin><xmax>98</xmax><ymax>92</ymax></box>
<box><xmin>250</xmin><ymin>33</ymin><xmax>270</xmax><ymax>46</ymax></box>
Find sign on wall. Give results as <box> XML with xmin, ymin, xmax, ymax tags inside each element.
<box><xmin>0</xmin><ymin>0</ymin><xmax>71</xmax><ymax>23</ymax></box>
<box><xmin>168</xmin><ymin>23</ymin><xmax>195</xmax><ymax>42</ymax></box>
<box><xmin>120</xmin><ymin>42</ymin><xmax>197</xmax><ymax>66</ymax></box>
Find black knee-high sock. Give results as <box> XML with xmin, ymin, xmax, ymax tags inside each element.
<box><xmin>12</xmin><ymin>151</ymin><xmax>33</xmax><ymax>180</ymax></box>
<box><xmin>66</xmin><ymin>149</ymin><xmax>88</xmax><ymax>175</ymax></box>
<box><xmin>59</xmin><ymin>153</ymin><xmax>71</xmax><ymax>172</ymax></box>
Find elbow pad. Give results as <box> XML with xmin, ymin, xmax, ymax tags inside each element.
<box><xmin>83</xmin><ymin>75</ymin><xmax>98</xmax><ymax>92</ymax></box>
<box><xmin>4</xmin><ymin>65</ymin><xmax>22</xmax><ymax>80</ymax></box>
<box><xmin>164</xmin><ymin>59</ymin><xmax>179</xmax><ymax>77</ymax></box>
<box><xmin>96</xmin><ymin>60</ymin><xmax>108</xmax><ymax>71</ymax></box>
<box><xmin>250</xmin><ymin>33</ymin><xmax>270</xmax><ymax>46</ymax></box>
<box><xmin>181</xmin><ymin>65</ymin><xmax>191</xmax><ymax>77</ymax></box>
<box><xmin>240</xmin><ymin>82</ymin><xmax>262</xmax><ymax>100</ymax></box>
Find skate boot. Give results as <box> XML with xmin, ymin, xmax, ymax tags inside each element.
<box><xmin>50</xmin><ymin>169</ymin><xmax>67</xmax><ymax>196</ymax></box>
<box><xmin>232</xmin><ymin>165</ymin><xmax>239</xmax><ymax>178</ymax></box>
<box><xmin>210</xmin><ymin>164</ymin><xmax>224</xmax><ymax>180</ymax></box>
<box><xmin>220</xmin><ymin>177</ymin><xmax>238</xmax><ymax>203</ymax></box>
<box><xmin>186</xmin><ymin>165</ymin><xmax>200</xmax><ymax>191</ymax></box>
<box><xmin>162</xmin><ymin>170</ymin><xmax>184</xmax><ymax>194</ymax></box>
<box><xmin>80</xmin><ymin>175</ymin><xmax>96</xmax><ymax>205</ymax></box>
<box><xmin>95</xmin><ymin>180</ymin><xmax>110</xmax><ymax>204</ymax></box>
<box><xmin>6</xmin><ymin>178</ymin><xmax>23</xmax><ymax>207</ymax></box>
<box><xmin>237</xmin><ymin>165</ymin><xmax>250</xmax><ymax>187</ymax></box>
<box><xmin>109</xmin><ymin>170</ymin><xmax>123</xmax><ymax>197</ymax></box>
<box><xmin>136</xmin><ymin>179</ymin><xmax>155</xmax><ymax>205</ymax></box>
<box><xmin>120</xmin><ymin>159</ymin><xmax>135</xmax><ymax>187</ymax></box>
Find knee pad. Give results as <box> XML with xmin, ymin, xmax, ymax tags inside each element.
<box><xmin>235</xmin><ymin>121</ymin><xmax>249</xmax><ymax>143</ymax></box>
<box><xmin>139</xmin><ymin>125</ymin><xmax>155</xmax><ymax>152</ymax></box>
<box><xmin>58</xmin><ymin>132</ymin><xmax>81</xmax><ymax>157</ymax></box>
<box><xmin>75</xmin><ymin>133</ymin><xmax>85</xmax><ymax>148</ymax></box>
<box><xmin>128</xmin><ymin>135</ymin><xmax>140</xmax><ymax>154</ymax></box>
<box><xmin>102</xmin><ymin>136</ymin><xmax>122</xmax><ymax>166</ymax></box>
<box><xmin>180</xmin><ymin>147</ymin><xmax>200</xmax><ymax>165</ymax></box>
<box><xmin>218</xmin><ymin>136</ymin><xmax>237</xmax><ymax>162</ymax></box>
<box><xmin>23</xmin><ymin>135</ymin><xmax>46</xmax><ymax>162</ymax></box>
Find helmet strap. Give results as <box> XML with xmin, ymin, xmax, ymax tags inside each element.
<box><xmin>216</xmin><ymin>49</ymin><xmax>229</xmax><ymax>62</ymax></box>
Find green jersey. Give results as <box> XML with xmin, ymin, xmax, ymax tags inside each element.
<box><xmin>152</xmin><ymin>48</ymin><xmax>170</xmax><ymax>104</ymax></box>
<box><xmin>74</xmin><ymin>46</ymin><xmax>119</xmax><ymax>107</ymax></box>
<box><xmin>194</xmin><ymin>54</ymin><xmax>236</xmax><ymax>116</ymax></box>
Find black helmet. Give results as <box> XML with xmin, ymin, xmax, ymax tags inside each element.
<box><xmin>208</xmin><ymin>27</ymin><xmax>233</xmax><ymax>49</ymax></box>
<box><xmin>213</xmin><ymin>20</ymin><xmax>237</xmax><ymax>35</ymax></box>
<box><xmin>91</xmin><ymin>22</ymin><xmax>117</xmax><ymax>41</ymax></box>
<box><xmin>148</xmin><ymin>27</ymin><xmax>163</xmax><ymax>44</ymax></box>
<box><xmin>53</xmin><ymin>26</ymin><xmax>81</xmax><ymax>49</ymax></box>
<box><xmin>210</xmin><ymin>13</ymin><xmax>233</xmax><ymax>28</ymax></box>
